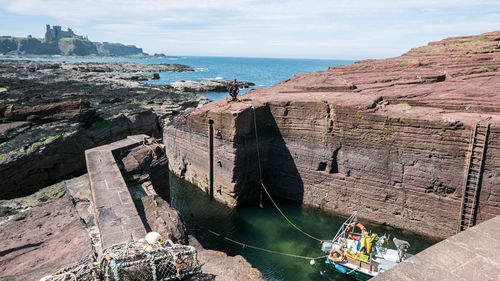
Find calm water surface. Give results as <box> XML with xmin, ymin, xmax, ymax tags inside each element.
<box><xmin>170</xmin><ymin>174</ymin><xmax>438</xmax><ymax>281</ymax></box>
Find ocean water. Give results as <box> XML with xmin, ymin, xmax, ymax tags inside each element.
<box><xmin>170</xmin><ymin>174</ymin><xmax>438</xmax><ymax>281</ymax></box>
<box><xmin>4</xmin><ymin>56</ymin><xmax>355</xmax><ymax>100</ymax></box>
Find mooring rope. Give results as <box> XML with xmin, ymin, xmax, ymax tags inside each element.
<box><xmin>251</xmin><ymin>104</ymin><xmax>264</xmax><ymax>208</ymax></box>
<box><xmin>250</xmin><ymin>105</ymin><xmax>328</xmax><ymax>243</ymax></box>
<box><xmin>208</xmin><ymin>229</ymin><xmax>327</xmax><ymax>261</ymax></box>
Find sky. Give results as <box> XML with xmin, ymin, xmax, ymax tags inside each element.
<box><xmin>0</xmin><ymin>0</ymin><xmax>498</xmax><ymax>60</ymax></box>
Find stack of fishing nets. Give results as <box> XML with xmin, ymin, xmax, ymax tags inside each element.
<box><xmin>101</xmin><ymin>240</ymin><xmax>202</xmax><ymax>281</ymax></box>
<box><xmin>41</xmin><ymin>232</ymin><xmax>202</xmax><ymax>281</ymax></box>
<box><xmin>40</xmin><ymin>254</ymin><xmax>101</xmax><ymax>281</ymax></box>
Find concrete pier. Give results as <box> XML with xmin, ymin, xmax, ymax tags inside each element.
<box><xmin>85</xmin><ymin>135</ymin><xmax>149</xmax><ymax>250</ymax></box>
<box><xmin>373</xmin><ymin>215</ymin><xmax>500</xmax><ymax>281</ymax></box>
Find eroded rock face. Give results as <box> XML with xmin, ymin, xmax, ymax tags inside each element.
<box><xmin>165</xmin><ymin>31</ymin><xmax>500</xmax><ymax>238</ymax></box>
<box><xmin>0</xmin><ymin>110</ymin><xmax>159</xmax><ymax>199</ymax></box>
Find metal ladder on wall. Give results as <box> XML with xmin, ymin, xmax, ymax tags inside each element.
<box><xmin>457</xmin><ymin>122</ymin><xmax>489</xmax><ymax>233</ymax></box>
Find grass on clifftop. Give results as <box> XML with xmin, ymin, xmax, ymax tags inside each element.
<box><xmin>59</xmin><ymin>38</ymin><xmax>79</xmax><ymax>42</ymax></box>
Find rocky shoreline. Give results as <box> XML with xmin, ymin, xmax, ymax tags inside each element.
<box><xmin>170</xmin><ymin>79</ymin><xmax>255</xmax><ymax>92</ymax></box>
<box><xmin>0</xmin><ymin>59</ymin><xmax>207</xmax><ymax>199</ymax></box>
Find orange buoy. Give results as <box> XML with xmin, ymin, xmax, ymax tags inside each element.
<box><xmin>345</xmin><ymin>222</ymin><xmax>368</xmax><ymax>240</ymax></box>
<box><xmin>329</xmin><ymin>248</ymin><xmax>345</xmax><ymax>262</ymax></box>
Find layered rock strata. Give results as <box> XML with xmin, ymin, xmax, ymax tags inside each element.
<box><xmin>165</xmin><ymin>31</ymin><xmax>500</xmax><ymax>238</ymax></box>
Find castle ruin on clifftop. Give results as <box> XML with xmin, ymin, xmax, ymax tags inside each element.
<box><xmin>44</xmin><ymin>24</ymin><xmax>88</xmax><ymax>42</ymax></box>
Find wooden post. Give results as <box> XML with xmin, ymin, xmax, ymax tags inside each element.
<box><xmin>209</xmin><ymin>119</ymin><xmax>214</xmax><ymax>200</ymax></box>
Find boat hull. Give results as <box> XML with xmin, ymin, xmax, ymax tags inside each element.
<box><xmin>326</xmin><ymin>260</ymin><xmax>374</xmax><ymax>281</ymax></box>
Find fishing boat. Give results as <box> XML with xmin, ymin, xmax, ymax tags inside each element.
<box><xmin>321</xmin><ymin>212</ymin><xmax>411</xmax><ymax>280</ymax></box>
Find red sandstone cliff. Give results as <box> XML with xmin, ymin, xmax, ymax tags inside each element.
<box><xmin>164</xmin><ymin>31</ymin><xmax>500</xmax><ymax>238</ymax></box>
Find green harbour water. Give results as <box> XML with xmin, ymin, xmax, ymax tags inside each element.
<box><xmin>169</xmin><ymin>174</ymin><xmax>439</xmax><ymax>281</ymax></box>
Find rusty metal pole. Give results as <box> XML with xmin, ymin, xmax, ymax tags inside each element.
<box><xmin>209</xmin><ymin>119</ymin><xmax>214</xmax><ymax>200</ymax></box>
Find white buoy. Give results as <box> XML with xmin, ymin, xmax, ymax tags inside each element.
<box><xmin>310</xmin><ymin>259</ymin><xmax>315</xmax><ymax>265</ymax></box>
<box><xmin>145</xmin><ymin>232</ymin><xmax>163</xmax><ymax>244</ymax></box>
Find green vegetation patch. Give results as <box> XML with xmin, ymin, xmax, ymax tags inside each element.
<box><xmin>59</xmin><ymin>38</ymin><xmax>78</xmax><ymax>42</ymax></box>
<box><xmin>0</xmin><ymin>205</ymin><xmax>15</xmax><ymax>217</ymax></box>
<box><xmin>87</xmin><ymin>114</ymin><xmax>121</xmax><ymax>131</ymax></box>
<box><xmin>398</xmin><ymin>62</ymin><xmax>407</xmax><ymax>67</ymax></box>
<box><xmin>129</xmin><ymin>101</ymin><xmax>149</xmax><ymax>108</ymax></box>
<box><xmin>352</xmin><ymin>62</ymin><xmax>366</xmax><ymax>67</ymax></box>
<box><xmin>10</xmin><ymin>147</ymin><xmax>25</xmax><ymax>155</ymax></box>
<box><xmin>31</xmin><ymin>141</ymin><xmax>44</xmax><ymax>149</ymax></box>
<box><xmin>461</xmin><ymin>39</ymin><xmax>486</xmax><ymax>43</ymax></box>
<box><xmin>29</xmin><ymin>134</ymin><xmax>69</xmax><ymax>150</ymax></box>
<box><xmin>398</xmin><ymin>102</ymin><xmax>411</xmax><ymax>108</ymax></box>
<box><xmin>88</xmin><ymin>119</ymin><xmax>113</xmax><ymax>131</ymax></box>
<box><xmin>0</xmin><ymin>182</ymin><xmax>66</xmax><ymax>213</ymax></box>
<box><xmin>480</xmin><ymin>67</ymin><xmax>496</xmax><ymax>72</ymax></box>
<box><xmin>62</xmin><ymin>132</ymin><xmax>73</xmax><ymax>138</ymax></box>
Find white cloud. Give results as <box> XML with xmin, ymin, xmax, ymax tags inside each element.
<box><xmin>0</xmin><ymin>0</ymin><xmax>498</xmax><ymax>58</ymax></box>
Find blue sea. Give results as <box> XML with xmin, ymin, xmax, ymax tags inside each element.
<box><xmin>5</xmin><ymin>56</ymin><xmax>355</xmax><ymax>100</ymax></box>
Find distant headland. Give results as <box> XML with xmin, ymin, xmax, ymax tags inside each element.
<box><xmin>0</xmin><ymin>25</ymin><xmax>167</xmax><ymax>57</ymax></box>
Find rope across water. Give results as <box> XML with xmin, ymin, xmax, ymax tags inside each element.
<box><xmin>207</xmin><ymin>229</ymin><xmax>327</xmax><ymax>261</ymax></box>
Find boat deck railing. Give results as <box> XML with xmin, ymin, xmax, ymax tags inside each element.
<box><xmin>331</xmin><ymin>211</ymin><xmax>358</xmax><ymax>243</ymax></box>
